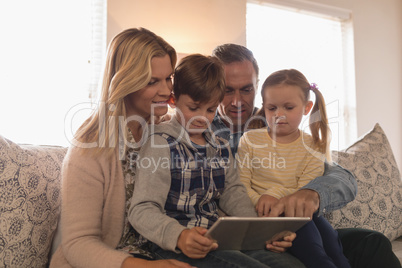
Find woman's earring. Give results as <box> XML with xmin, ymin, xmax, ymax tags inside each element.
<box><xmin>168</xmin><ymin>93</ymin><xmax>176</xmax><ymax>108</ymax></box>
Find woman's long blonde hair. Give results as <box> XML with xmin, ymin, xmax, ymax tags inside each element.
<box><xmin>73</xmin><ymin>28</ymin><xmax>176</xmax><ymax>157</ymax></box>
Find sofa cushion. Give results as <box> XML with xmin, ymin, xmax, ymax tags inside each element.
<box><xmin>325</xmin><ymin>123</ymin><xmax>402</xmax><ymax>241</ymax></box>
<box><xmin>0</xmin><ymin>136</ymin><xmax>67</xmax><ymax>267</ymax></box>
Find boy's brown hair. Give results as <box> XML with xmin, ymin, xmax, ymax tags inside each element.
<box><xmin>173</xmin><ymin>54</ymin><xmax>225</xmax><ymax>104</ymax></box>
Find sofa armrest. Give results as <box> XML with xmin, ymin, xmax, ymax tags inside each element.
<box><xmin>0</xmin><ymin>136</ymin><xmax>67</xmax><ymax>267</ymax></box>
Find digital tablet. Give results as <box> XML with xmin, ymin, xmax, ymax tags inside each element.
<box><xmin>205</xmin><ymin>217</ymin><xmax>310</xmax><ymax>250</ymax></box>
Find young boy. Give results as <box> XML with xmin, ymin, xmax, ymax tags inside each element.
<box><xmin>128</xmin><ymin>54</ymin><xmax>301</xmax><ymax>268</ymax></box>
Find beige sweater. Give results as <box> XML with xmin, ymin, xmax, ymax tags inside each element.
<box><xmin>50</xmin><ymin>146</ymin><xmax>131</xmax><ymax>268</ymax></box>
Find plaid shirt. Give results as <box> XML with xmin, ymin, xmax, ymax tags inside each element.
<box><xmin>159</xmin><ymin>133</ymin><xmax>230</xmax><ymax>229</ymax></box>
<box><xmin>211</xmin><ymin>108</ymin><xmax>260</xmax><ymax>156</ymax></box>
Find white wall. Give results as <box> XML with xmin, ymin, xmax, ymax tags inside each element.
<box><xmin>107</xmin><ymin>0</ymin><xmax>247</xmax><ymax>55</ymax></box>
<box><xmin>308</xmin><ymin>0</ymin><xmax>402</xmax><ymax>170</ymax></box>
<box><xmin>107</xmin><ymin>0</ymin><xmax>402</xmax><ymax>170</ymax></box>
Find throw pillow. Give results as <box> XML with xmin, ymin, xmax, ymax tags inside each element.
<box><xmin>0</xmin><ymin>136</ymin><xmax>67</xmax><ymax>267</ymax></box>
<box><xmin>325</xmin><ymin>123</ymin><xmax>402</xmax><ymax>241</ymax></box>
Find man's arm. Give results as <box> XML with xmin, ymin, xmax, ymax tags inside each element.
<box><xmin>269</xmin><ymin>162</ymin><xmax>357</xmax><ymax>218</ymax></box>
<box><xmin>302</xmin><ymin>162</ymin><xmax>357</xmax><ymax>215</ymax></box>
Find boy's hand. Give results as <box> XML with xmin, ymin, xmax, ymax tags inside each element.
<box><xmin>256</xmin><ymin>195</ymin><xmax>279</xmax><ymax>217</ymax></box>
<box><xmin>265</xmin><ymin>231</ymin><xmax>296</xmax><ymax>253</ymax></box>
<box><xmin>177</xmin><ymin>227</ymin><xmax>218</xmax><ymax>259</ymax></box>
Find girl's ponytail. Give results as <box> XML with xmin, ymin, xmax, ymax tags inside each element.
<box><xmin>309</xmin><ymin>84</ymin><xmax>331</xmax><ymax>161</ymax></box>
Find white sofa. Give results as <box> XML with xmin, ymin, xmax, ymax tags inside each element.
<box><xmin>0</xmin><ymin>123</ymin><xmax>401</xmax><ymax>267</ymax></box>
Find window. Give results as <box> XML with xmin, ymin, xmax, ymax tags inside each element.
<box><xmin>0</xmin><ymin>0</ymin><xmax>106</xmax><ymax>146</ymax></box>
<box><xmin>246</xmin><ymin>0</ymin><xmax>357</xmax><ymax>150</ymax></box>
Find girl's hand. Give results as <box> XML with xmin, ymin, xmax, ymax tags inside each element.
<box><xmin>265</xmin><ymin>231</ymin><xmax>296</xmax><ymax>253</ymax></box>
<box><xmin>256</xmin><ymin>195</ymin><xmax>279</xmax><ymax>217</ymax></box>
<box><xmin>177</xmin><ymin>227</ymin><xmax>218</xmax><ymax>259</ymax></box>
<box><xmin>121</xmin><ymin>257</ymin><xmax>193</xmax><ymax>268</ymax></box>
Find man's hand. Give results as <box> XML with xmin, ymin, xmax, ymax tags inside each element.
<box><xmin>256</xmin><ymin>194</ymin><xmax>278</xmax><ymax>217</ymax></box>
<box><xmin>268</xmin><ymin>189</ymin><xmax>320</xmax><ymax>218</ymax></box>
<box><xmin>177</xmin><ymin>227</ymin><xmax>218</xmax><ymax>259</ymax></box>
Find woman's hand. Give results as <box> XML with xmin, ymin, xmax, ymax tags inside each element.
<box><xmin>256</xmin><ymin>195</ymin><xmax>279</xmax><ymax>217</ymax></box>
<box><xmin>265</xmin><ymin>231</ymin><xmax>296</xmax><ymax>253</ymax></box>
<box><xmin>177</xmin><ymin>227</ymin><xmax>218</xmax><ymax>259</ymax></box>
<box><xmin>122</xmin><ymin>257</ymin><xmax>193</xmax><ymax>268</ymax></box>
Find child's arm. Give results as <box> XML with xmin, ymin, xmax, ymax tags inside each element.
<box><xmin>177</xmin><ymin>227</ymin><xmax>218</xmax><ymax>259</ymax></box>
<box><xmin>219</xmin><ymin>143</ymin><xmax>296</xmax><ymax>253</ymax></box>
<box><xmin>260</xmin><ymin>140</ymin><xmax>325</xmax><ymax>199</ymax></box>
<box><xmin>255</xmin><ymin>194</ymin><xmax>279</xmax><ymax>217</ymax></box>
<box><xmin>266</xmin><ymin>232</ymin><xmax>297</xmax><ymax>253</ymax></box>
<box><xmin>218</xmin><ymin>139</ymin><xmax>257</xmax><ymax>217</ymax></box>
<box><xmin>253</xmin><ymin>156</ymin><xmax>324</xmax><ymax>218</ymax></box>
<box><xmin>128</xmin><ymin>135</ymin><xmax>186</xmax><ymax>252</ymax></box>
<box><xmin>297</xmin><ymin>150</ymin><xmax>326</xmax><ymax>190</ymax></box>
<box><xmin>258</xmin><ymin>145</ymin><xmax>324</xmax><ymax>218</ymax></box>
<box><xmin>236</xmin><ymin>135</ymin><xmax>262</xmax><ymax>205</ymax></box>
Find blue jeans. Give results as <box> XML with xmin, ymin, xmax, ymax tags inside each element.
<box><xmin>288</xmin><ymin>214</ymin><xmax>350</xmax><ymax>268</ymax></box>
<box><xmin>151</xmin><ymin>243</ymin><xmax>305</xmax><ymax>268</ymax></box>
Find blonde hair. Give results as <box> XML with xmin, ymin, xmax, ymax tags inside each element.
<box><xmin>260</xmin><ymin>69</ymin><xmax>331</xmax><ymax>160</ymax></box>
<box><xmin>73</xmin><ymin>28</ymin><xmax>176</xmax><ymax>157</ymax></box>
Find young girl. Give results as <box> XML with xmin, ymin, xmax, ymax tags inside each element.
<box><xmin>128</xmin><ymin>56</ymin><xmax>303</xmax><ymax>268</ymax></box>
<box><xmin>237</xmin><ymin>69</ymin><xmax>350</xmax><ymax>268</ymax></box>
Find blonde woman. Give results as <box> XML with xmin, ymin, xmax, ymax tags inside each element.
<box><xmin>50</xmin><ymin>28</ymin><xmax>191</xmax><ymax>268</ymax></box>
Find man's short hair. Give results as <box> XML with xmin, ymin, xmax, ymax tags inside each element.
<box><xmin>212</xmin><ymin>44</ymin><xmax>259</xmax><ymax>77</ymax></box>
